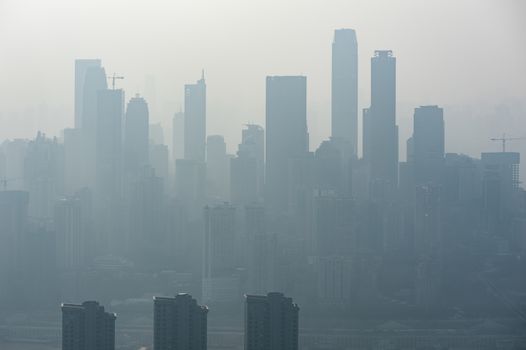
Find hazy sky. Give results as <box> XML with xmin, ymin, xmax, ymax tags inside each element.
<box><xmin>1</xmin><ymin>0</ymin><xmax>525</xmax><ymax>170</ymax></box>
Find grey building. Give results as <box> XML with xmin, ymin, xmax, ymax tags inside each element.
<box><xmin>244</xmin><ymin>292</ymin><xmax>299</xmax><ymax>350</ymax></box>
<box><xmin>153</xmin><ymin>293</ymin><xmax>208</xmax><ymax>350</ymax></box>
<box><xmin>124</xmin><ymin>94</ymin><xmax>150</xmax><ymax>173</ymax></box>
<box><xmin>265</xmin><ymin>76</ymin><xmax>308</xmax><ymax>217</ymax></box>
<box><xmin>74</xmin><ymin>59</ymin><xmax>102</xmax><ymax>129</ymax></box>
<box><xmin>413</xmin><ymin>105</ymin><xmax>445</xmax><ymax>185</ymax></box>
<box><xmin>331</xmin><ymin>29</ymin><xmax>358</xmax><ymax>158</ymax></box>
<box><xmin>184</xmin><ymin>73</ymin><xmax>206</xmax><ymax>162</ymax></box>
<box><xmin>61</xmin><ymin>301</ymin><xmax>116</xmax><ymax>350</ymax></box>
<box><xmin>364</xmin><ymin>50</ymin><xmax>398</xmax><ymax>189</ymax></box>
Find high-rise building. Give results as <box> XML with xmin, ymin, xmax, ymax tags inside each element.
<box><xmin>413</xmin><ymin>105</ymin><xmax>444</xmax><ymax>185</ymax></box>
<box><xmin>364</xmin><ymin>50</ymin><xmax>398</xmax><ymax>188</ymax></box>
<box><xmin>153</xmin><ymin>293</ymin><xmax>208</xmax><ymax>350</ymax></box>
<box><xmin>150</xmin><ymin>143</ymin><xmax>170</xmax><ymax>187</ymax></box>
<box><xmin>124</xmin><ymin>95</ymin><xmax>149</xmax><ymax>173</ymax></box>
<box><xmin>241</xmin><ymin>124</ymin><xmax>265</xmax><ymax>197</ymax></box>
<box><xmin>244</xmin><ymin>292</ymin><xmax>299</xmax><ymax>350</ymax></box>
<box><xmin>184</xmin><ymin>73</ymin><xmax>206</xmax><ymax>162</ymax></box>
<box><xmin>75</xmin><ymin>59</ymin><xmax>102</xmax><ymax>129</ymax></box>
<box><xmin>175</xmin><ymin>159</ymin><xmax>206</xmax><ymax>219</ymax></box>
<box><xmin>96</xmin><ymin>88</ymin><xmax>124</xmax><ymax>203</ymax></box>
<box><xmin>61</xmin><ymin>301</ymin><xmax>116</xmax><ymax>350</ymax></box>
<box><xmin>203</xmin><ymin>203</ymin><xmax>239</xmax><ymax>303</ymax></box>
<box><xmin>265</xmin><ymin>76</ymin><xmax>308</xmax><ymax>217</ymax></box>
<box><xmin>331</xmin><ymin>29</ymin><xmax>358</xmax><ymax>158</ymax></box>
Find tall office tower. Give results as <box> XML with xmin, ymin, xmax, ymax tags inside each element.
<box><xmin>314</xmin><ymin>139</ymin><xmax>345</xmax><ymax>194</ymax></box>
<box><xmin>95</xmin><ymin>88</ymin><xmax>124</xmax><ymax>253</ymax></box>
<box><xmin>206</xmin><ymin>135</ymin><xmax>230</xmax><ymax>201</ymax></box>
<box><xmin>244</xmin><ymin>292</ymin><xmax>299</xmax><ymax>350</ymax></box>
<box><xmin>172</xmin><ymin>110</ymin><xmax>185</xmax><ymax>164</ymax></box>
<box><xmin>80</xmin><ymin>65</ymin><xmax>108</xmax><ymax>189</ymax></box>
<box><xmin>481</xmin><ymin>152</ymin><xmax>520</xmax><ymax>236</ymax></box>
<box><xmin>54</xmin><ymin>196</ymin><xmax>84</xmax><ymax>271</ymax></box>
<box><xmin>331</xmin><ymin>29</ymin><xmax>358</xmax><ymax>158</ymax></box>
<box><xmin>413</xmin><ymin>105</ymin><xmax>444</xmax><ymax>185</ymax></box>
<box><xmin>364</xmin><ymin>50</ymin><xmax>398</xmax><ymax>188</ymax></box>
<box><xmin>75</xmin><ymin>59</ymin><xmax>101</xmax><ymax>129</ymax></box>
<box><xmin>184</xmin><ymin>73</ymin><xmax>206</xmax><ymax>162</ymax></box>
<box><xmin>153</xmin><ymin>293</ymin><xmax>208</xmax><ymax>350</ymax></box>
<box><xmin>241</xmin><ymin>124</ymin><xmax>265</xmax><ymax>196</ymax></box>
<box><xmin>314</xmin><ymin>195</ymin><xmax>355</xmax><ymax>256</ymax></box>
<box><xmin>24</xmin><ymin>132</ymin><xmax>64</xmax><ymax>219</ymax></box>
<box><xmin>203</xmin><ymin>203</ymin><xmax>239</xmax><ymax>303</ymax></box>
<box><xmin>0</xmin><ymin>191</ymin><xmax>28</xmax><ymax>303</ymax></box>
<box><xmin>61</xmin><ymin>301</ymin><xmax>116</xmax><ymax>350</ymax></box>
<box><xmin>96</xmin><ymin>88</ymin><xmax>124</xmax><ymax>203</ymax></box>
<box><xmin>266</xmin><ymin>76</ymin><xmax>308</xmax><ymax>216</ymax></box>
<box><xmin>124</xmin><ymin>95</ymin><xmax>149</xmax><ymax>173</ymax></box>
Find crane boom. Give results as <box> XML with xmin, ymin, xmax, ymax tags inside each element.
<box><xmin>490</xmin><ymin>134</ymin><xmax>526</xmax><ymax>152</ymax></box>
<box><xmin>107</xmin><ymin>73</ymin><xmax>124</xmax><ymax>90</ymax></box>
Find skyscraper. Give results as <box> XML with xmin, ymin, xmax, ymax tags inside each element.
<box><xmin>244</xmin><ymin>292</ymin><xmax>299</xmax><ymax>350</ymax></box>
<box><xmin>265</xmin><ymin>76</ymin><xmax>308</xmax><ymax>216</ymax></box>
<box><xmin>206</xmin><ymin>135</ymin><xmax>230</xmax><ymax>201</ymax></box>
<box><xmin>241</xmin><ymin>124</ymin><xmax>265</xmax><ymax>197</ymax></box>
<box><xmin>364</xmin><ymin>50</ymin><xmax>398</xmax><ymax>188</ymax></box>
<box><xmin>54</xmin><ymin>196</ymin><xmax>84</xmax><ymax>271</ymax></box>
<box><xmin>184</xmin><ymin>73</ymin><xmax>206</xmax><ymax>162</ymax></box>
<box><xmin>153</xmin><ymin>293</ymin><xmax>208</xmax><ymax>350</ymax></box>
<box><xmin>61</xmin><ymin>301</ymin><xmax>116</xmax><ymax>350</ymax></box>
<box><xmin>124</xmin><ymin>94</ymin><xmax>149</xmax><ymax>173</ymax></box>
<box><xmin>331</xmin><ymin>29</ymin><xmax>358</xmax><ymax>158</ymax></box>
<box><xmin>96</xmin><ymin>88</ymin><xmax>124</xmax><ymax>202</ymax></box>
<box><xmin>74</xmin><ymin>59</ymin><xmax>102</xmax><ymax>129</ymax></box>
<box><xmin>413</xmin><ymin>105</ymin><xmax>445</xmax><ymax>185</ymax></box>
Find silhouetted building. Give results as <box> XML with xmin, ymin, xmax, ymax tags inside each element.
<box><xmin>244</xmin><ymin>292</ymin><xmax>299</xmax><ymax>350</ymax></box>
<box><xmin>364</xmin><ymin>50</ymin><xmax>398</xmax><ymax>190</ymax></box>
<box><xmin>153</xmin><ymin>293</ymin><xmax>208</xmax><ymax>350</ymax></box>
<box><xmin>332</xmin><ymin>29</ymin><xmax>358</xmax><ymax>158</ymax></box>
<box><xmin>124</xmin><ymin>95</ymin><xmax>149</xmax><ymax>173</ymax></box>
<box><xmin>75</xmin><ymin>59</ymin><xmax>102</xmax><ymax>129</ymax></box>
<box><xmin>265</xmin><ymin>76</ymin><xmax>308</xmax><ymax>217</ymax></box>
<box><xmin>184</xmin><ymin>73</ymin><xmax>206</xmax><ymax>162</ymax></box>
<box><xmin>242</xmin><ymin>124</ymin><xmax>265</xmax><ymax>197</ymax></box>
<box><xmin>150</xmin><ymin>143</ymin><xmax>170</xmax><ymax>187</ymax></box>
<box><xmin>61</xmin><ymin>301</ymin><xmax>116</xmax><ymax>350</ymax></box>
<box><xmin>413</xmin><ymin>105</ymin><xmax>444</xmax><ymax>185</ymax></box>
<box><xmin>175</xmin><ymin>159</ymin><xmax>206</xmax><ymax>219</ymax></box>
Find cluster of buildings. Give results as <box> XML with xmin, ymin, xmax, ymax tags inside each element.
<box><xmin>0</xmin><ymin>28</ymin><xmax>525</xmax><ymax>346</ymax></box>
<box><xmin>62</xmin><ymin>292</ymin><xmax>298</xmax><ymax>350</ymax></box>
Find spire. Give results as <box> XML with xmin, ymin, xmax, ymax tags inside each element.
<box><xmin>201</xmin><ymin>69</ymin><xmax>205</xmax><ymax>81</ymax></box>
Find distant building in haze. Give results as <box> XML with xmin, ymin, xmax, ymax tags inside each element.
<box><xmin>184</xmin><ymin>73</ymin><xmax>206</xmax><ymax>162</ymax></box>
<box><xmin>153</xmin><ymin>293</ymin><xmax>208</xmax><ymax>350</ymax></box>
<box><xmin>244</xmin><ymin>292</ymin><xmax>299</xmax><ymax>350</ymax></box>
<box><xmin>124</xmin><ymin>94</ymin><xmax>149</xmax><ymax>173</ymax></box>
<box><xmin>363</xmin><ymin>50</ymin><xmax>398</xmax><ymax>191</ymax></box>
<box><xmin>61</xmin><ymin>301</ymin><xmax>116</xmax><ymax>350</ymax></box>
<box><xmin>74</xmin><ymin>59</ymin><xmax>102</xmax><ymax>129</ymax></box>
<box><xmin>265</xmin><ymin>76</ymin><xmax>308</xmax><ymax>217</ymax></box>
<box><xmin>332</xmin><ymin>29</ymin><xmax>358</xmax><ymax>158</ymax></box>
<box><xmin>413</xmin><ymin>105</ymin><xmax>444</xmax><ymax>185</ymax></box>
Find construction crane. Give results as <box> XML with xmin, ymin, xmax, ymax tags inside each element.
<box><xmin>490</xmin><ymin>134</ymin><xmax>526</xmax><ymax>153</ymax></box>
<box><xmin>107</xmin><ymin>73</ymin><xmax>124</xmax><ymax>90</ymax></box>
